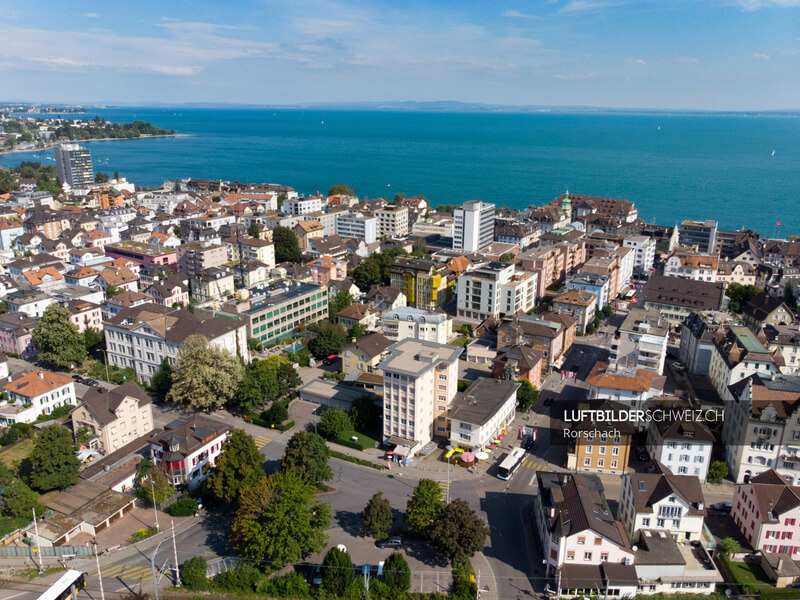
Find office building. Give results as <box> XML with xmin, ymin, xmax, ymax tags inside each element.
<box><xmin>336</xmin><ymin>213</ymin><xmax>378</xmax><ymax>244</ymax></box>
<box><xmin>453</xmin><ymin>200</ymin><xmax>495</xmax><ymax>252</ymax></box>
<box><xmin>679</xmin><ymin>220</ymin><xmax>718</xmax><ymax>254</ymax></box>
<box><xmin>380</xmin><ymin>306</ymin><xmax>452</xmax><ymax>344</ymax></box>
<box><xmin>55</xmin><ymin>143</ymin><xmax>93</xmax><ymax>189</ymax></box>
<box><xmin>242</xmin><ymin>281</ymin><xmax>328</xmax><ymax>345</ymax></box>
<box><xmin>375</xmin><ymin>205</ymin><xmax>409</xmax><ymax>239</ymax></box>
<box><xmin>456</xmin><ymin>262</ymin><xmax>537</xmax><ymax>321</ymax></box>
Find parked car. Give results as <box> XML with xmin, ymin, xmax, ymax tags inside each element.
<box><xmin>543</xmin><ymin>398</ymin><xmax>553</xmax><ymax>407</ymax></box>
<box><xmin>671</xmin><ymin>361</ymin><xmax>686</xmax><ymax>372</ymax></box>
<box><xmin>712</xmin><ymin>502</ymin><xmax>732</xmax><ymax>512</ymax></box>
<box><xmin>311</xmin><ymin>565</ymin><xmax>322</xmax><ymax>587</ymax></box>
<box><xmin>84</xmin><ymin>378</ymin><xmax>100</xmax><ymax>387</ymax></box>
<box><xmin>375</xmin><ymin>536</ymin><xmax>402</xmax><ymax>549</ymax></box>
<box><xmin>636</xmin><ymin>448</ymin><xmax>650</xmax><ymax>461</ymax></box>
<box><xmin>524</xmin><ymin>437</ymin><xmax>535</xmax><ymax>450</ymax></box>
<box><xmin>323</xmin><ymin>354</ymin><xmax>338</xmax><ymax>365</ymax></box>
<box><xmin>71</xmin><ymin>374</ymin><xmax>85</xmax><ymax>384</ymax></box>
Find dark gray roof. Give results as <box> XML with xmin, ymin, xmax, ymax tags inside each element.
<box><xmin>448</xmin><ymin>378</ymin><xmax>520</xmax><ymax>426</ymax></box>
<box><xmin>644</xmin><ymin>275</ymin><xmax>725</xmax><ymax>311</ymax></box>
<box><xmin>148</xmin><ymin>416</ymin><xmax>230</xmax><ymax>460</ymax></box>
<box><xmin>79</xmin><ymin>381</ymin><xmax>152</xmax><ymax>426</ymax></box>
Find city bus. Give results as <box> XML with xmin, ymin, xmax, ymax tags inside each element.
<box><xmin>38</xmin><ymin>569</ymin><xmax>87</xmax><ymax>600</ymax></box>
<box><xmin>496</xmin><ymin>447</ymin><xmax>526</xmax><ymax>480</ymax></box>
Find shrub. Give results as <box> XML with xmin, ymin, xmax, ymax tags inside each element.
<box><xmin>211</xmin><ymin>565</ymin><xmax>262</xmax><ymax>592</ymax></box>
<box><xmin>129</xmin><ymin>527</ymin><xmax>158</xmax><ymax>543</ymax></box>
<box><xmin>259</xmin><ymin>572</ymin><xmax>310</xmax><ymax>598</ymax></box>
<box><xmin>452</xmin><ymin>559</ymin><xmax>477</xmax><ymax>600</ymax></box>
<box><xmin>319</xmin><ymin>408</ymin><xmax>353</xmax><ymax>441</ymax></box>
<box><xmin>167</xmin><ymin>496</ymin><xmax>197</xmax><ymax>517</ymax></box>
<box><xmin>182</xmin><ymin>556</ymin><xmax>208</xmax><ymax>591</ymax></box>
<box><xmin>262</xmin><ymin>402</ymin><xmax>289</xmax><ymax>426</ymax></box>
<box><xmin>0</xmin><ymin>427</ymin><xmax>21</xmax><ymax>446</ymax></box>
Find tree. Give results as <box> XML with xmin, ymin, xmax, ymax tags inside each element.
<box><xmin>94</xmin><ymin>172</ymin><xmax>110</xmax><ymax>183</ymax></box>
<box><xmin>785</xmin><ymin>282</ymin><xmax>798</xmax><ymax>311</ymax></box>
<box><xmin>499</xmin><ymin>252</ymin><xmax>515</xmax><ymax>262</ymax></box>
<box><xmin>429</xmin><ymin>498</ymin><xmax>489</xmax><ymax>562</ymax></box>
<box><xmin>28</xmin><ymin>424</ymin><xmax>80</xmax><ymax>492</ymax></box>
<box><xmin>321</xmin><ymin>547</ymin><xmax>354</xmax><ymax>596</ymax></box>
<box><xmin>136</xmin><ymin>463</ymin><xmax>174</xmax><ymax>504</ymax></box>
<box><xmin>280</xmin><ymin>431</ymin><xmax>332</xmax><ymax>486</ymax></box>
<box><xmin>236</xmin><ymin>356</ymin><xmax>301</xmax><ymax>413</ymax></box>
<box><xmin>412</xmin><ymin>238</ymin><xmax>427</xmax><ymax>257</ymax></box>
<box><xmin>350</xmin><ymin>396</ymin><xmax>379</xmax><ymax>431</ymax></box>
<box><xmin>182</xmin><ymin>556</ymin><xmax>208</xmax><ymax>590</ymax></box>
<box><xmin>232</xmin><ymin>472</ymin><xmax>330</xmax><ymax>568</ymax></box>
<box><xmin>319</xmin><ymin>408</ymin><xmax>352</xmax><ymax>440</ymax></box>
<box><xmin>31</xmin><ymin>304</ymin><xmax>87</xmax><ymax>369</ymax></box>
<box><xmin>707</xmin><ymin>460</ymin><xmax>729</xmax><ymax>484</ymax></box>
<box><xmin>407</xmin><ymin>479</ymin><xmax>443</xmax><ymax>534</ymax></box>
<box><xmin>308</xmin><ymin>323</ymin><xmax>347</xmax><ymax>359</ymax></box>
<box><xmin>516</xmin><ymin>379</ymin><xmax>539</xmax><ymax>412</ymax></box>
<box><xmin>263</xmin><ymin>401</ymin><xmax>289</xmax><ymax>425</ymax></box>
<box><xmin>247</xmin><ymin>222</ymin><xmax>260</xmax><ymax>238</ymax></box>
<box><xmin>328</xmin><ymin>289</ymin><xmax>352</xmax><ymax>320</ymax></box>
<box><xmin>328</xmin><ymin>184</ymin><xmax>354</xmax><ymax>197</ymax></box>
<box><xmin>382</xmin><ymin>552</ymin><xmax>411</xmax><ymax>592</ymax></box>
<box><xmin>0</xmin><ymin>169</ymin><xmax>17</xmax><ymax>194</ymax></box>
<box><xmin>719</xmin><ymin>537</ymin><xmax>740</xmax><ymax>556</ymax></box>
<box><xmin>149</xmin><ymin>357</ymin><xmax>173</xmax><ymax>398</ymax></box>
<box><xmin>167</xmin><ymin>334</ymin><xmax>244</xmax><ymax>409</ymax></box>
<box><xmin>105</xmin><ymin>284</ymin><xmax>122</xmax><ymax>298</ymax></box>
<box><xmin>601</xmin><ymin>305</ymin><xmax>614</xmax><ymax>318</ymax></box>
<box><xmin>75</xmin><ymin>426</ymin><xmax>93</xmax><ymax>447</ymax></box>
<box><xmin>82</xmin><ymin>328</ymin><xmax>104</xmax><ymax>352</ymax></box>
<box><xmin>361</xmin><ymin>492</ymin><xmax>393</xmax><ymax>538</ymax></box>
<box><xmin>273</xmin><ymin>226</ymin><xmax>302</xmax><ymax>263</ymax></box>
<box><xmin>0</xmin><ymin>464</ymin><xmax>44</xmax><ymax>519</ymax></box>
<box><xmin>207</xmin><ymin>429</ymin><xmax>265</xmax><ymax>502</ymax></box>
<box><xmin>347</xmin><ymin>323</ymin><xmax>366</xmax><ymax>339</ymax></box>
<box><xmin>350</xmin><ymin>259</ymin><xmax>382</xmax><ymax>291</ymax></box>
<box><xmin>726</xmin><ymin>283</ymin><xmax>760</xmax><ymax>313</ymax></box>
<box><xmin>0</xmin><ymin>301</ymin><xmax>7</xmax><ymax>315</ymax></box>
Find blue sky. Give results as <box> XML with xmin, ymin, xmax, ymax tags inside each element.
<box><xmin>1</xmin><ymin>0</ymin><xmax>798</xmax><ymax>109</ymax></box>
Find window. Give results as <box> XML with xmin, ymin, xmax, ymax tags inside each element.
<box><xmin>577</xmin><ymin>537</ymin><xmax>585</xmax><ymax>545</ymax></box>
<box><xmin>585</xmin><ymin>445</ymin><xmax>593</xmax><ymax>454</ymax></box>
<box><xmin>597</xmin><ymin>459</ymin><xmax>605</xmax><ymax>468</ymax></box>
<box><xmin>584</xmin><ymin>457</ymin><xmax>591</xmax><ymax>466</ymax></box>
<box><xmin>594</xmin><ymin>537</ymin><xmax>602</xmax><ymax>546</ymax></box>
<box><xmin>611</xmin><ymin>460</ymin><xmax>618</xmax><ymax>469</ymax></box>
<box><xmin>642</xmin><ymin>517</ymin><xmax>650</xmax><ymax>527</ymax></box>
<box><xmin>600</xmin><ymin>553</ymin><xmax>608</xmax><ymax>562</ymax></box>
<box><xmin>584</xmin><ymin>552</ymin><xmax>592</xmax><ymax>561</ymax></box>
<box><xmin>599</xmin><ymin>446</ymin><xmax>606</xmax><ymax>455</ymax></box>
<box><xmin>612</xmin><ymin>447</ymin><xmax>620</xmax><ymax>456</ymax></box>
<box><xmin>567</xmin><ymin>551</ymin><xmax>575</xmax><ymax>561</ymax></box>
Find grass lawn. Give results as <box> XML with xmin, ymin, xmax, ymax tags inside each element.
<box><xmin>0</xmin><ymin>437</ymin><xmax>33</xmax><ymax>468</ymax></box>
<box><xmin>721</xmin><ymin>556</ymin><xmax>799</xmax><ymax>597</ymax></box>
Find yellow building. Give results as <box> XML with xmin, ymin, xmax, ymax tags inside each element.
<box><xmin>342</xmin><ymin>332</ymin><xmax>393</xmax><ymax>383</ymax></box>
<box><xmin>390</xmin><ymin>257</ymin><xmax>452</xmax><ymax>310</ymax></box>
<box><xmin>568</xmin><ymin>400</ymin><xmax>633</xmax><ymax>475</ymax></box>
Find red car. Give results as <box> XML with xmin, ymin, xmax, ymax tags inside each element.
<box><xmin>323</xmin><ymin>354</ymin><xmax>338</xmax><ymax>365</ymax></box>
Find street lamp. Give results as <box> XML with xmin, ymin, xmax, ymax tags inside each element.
<box><xmin>97</xmin><ymin>348</ymin><xmax>111</xmax><ymax>382</ymax></box>
<box><xmin>151</xmin><ymin>539</ymin><xmax>166</xmax><ymax>600</ymax></box>
<box><xmin>150</xmin><ymin>478</ymin><xmax>160</xmax><ymax>532</ymax></box>
<box><xmin>445</xmin><ymin>445</ymin><xmax>452</xmax><ymax>504</ymax></box>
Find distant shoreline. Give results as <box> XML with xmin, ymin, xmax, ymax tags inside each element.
<box><xmin>0</xmin><ymin>133</ymin><xmax>189</xmax><ymax>157</ymax></box>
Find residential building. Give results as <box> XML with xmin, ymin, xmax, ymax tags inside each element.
<box><xmin>307</xmin><ymin>234</ymin><xmax>350</xmax><ymax>259</ymax></box>
<box><xmin>364</xmin><ymin>285</ymin><xmax>406</xmax><ymax>317</ymax></box>
<box><xmin>561</xmin><ymin>192</ymin><xmax>639</xmax><ymax>224</ymax></box>
<box><xmin>516</xmin><ymin>238</ymin><xmax>587</xmax><ymax>298</ymax></box>
<box><xmin>494</xmin><ymin>220</ymin><xmax>540</xmax><ymax>251</ymax></box>
<box><xmin>380</xmin><ymin>306</ymin><xmax>452</xmax><ymax>344</ymax></box>
<box><xmin>491</xmin><ymin>345</ymin><xmax>543</xmax><ymax>387</ymax></box>
<box><xmin>379</xmin><ymin>339</ymin><xmax>461</xmax><ymax>457</ymax></box>
<box><xmin>6</xmin><ymin>289</ymin><xmax>56</xmax><ymax>317</ymax></box>
<box><xmin>586</xmin><ymin>362</ymin><xmax>663</xmax><ymax>420</ymax></box>
<box><xmin>709</xmin><ymin>325</ymin><xmax>782</xmax><ymax>402</ymax></box>
<box><xmin>664</xmin><ymin>253</ymin><xmax>719</xmax><ymax>282</ymax></box>
<box><xmin>679</xmin><ymin>220</ymin><xmax>718</xmax><ymax>254</ymax></box>
<box><xmin>0</xmin><ymin>218</ymin><xmax>24</xmax><ymax>250</ymax></box>
<box><xmin>223</xmin><ymin>237</ymin><xmax>276</xmax><ymax>268</ymax></box>
<box><xmin>104</xmin><ymin>241</ymin><xmax>177</xmax><ymax>267</ymax></box>
<box><xmin>623</xmin><ymin>235</ymin><xmax>656</xmax><ymax>274</ymax></box>
<box><xmin>375</xmin><ymin>205</ymin><xmax>409</xmax><ymax>239</ymax></box>
<box><xmin>147</xmin><ymin>416</ymin><xmax>230</xmax><ymax>487</ymax></box>
<box><xmin>581</xmin><ymin>251</ymin><xmax>633</xmax><ymax>300</ymax></box>
<box><xmin>308</xmin><ymin>255</ymin><xmax>348</xmax><ymax>285</ymax></box>
<box><xmin>0</xmin><ymin>313</ymin><xmax>38</xmax><ymax>357</ymax></box>
<box><xmin>762</xmin><ymin>324</ymin><xmax>800</xmax><ymax>376</ymax></box>
<box><xmin>717</xmin><ymin>261</ymin><xmax>757</xmax><ymax>286</ymax></box>
<box><xmin>336</xmin><ymin>213</ymin><xmax>378</xmax><ymax>244</ymax></box>
<box><xmin>71</xmin><ymin>381</ymin><xmax>154</xmax><ymax>453</ymax></box>
<box><xmin>390</xmin><ymin>257</ymin><xmax>452</xmax><ymax>310</ymax></box>
<box><xmin>294</xmin><ymin>220</ymin><xmax>325</xmax><ymax>251</ymax></box>
<box><xmin>568</xmin><ymin>400</ymin><xmax>633</xmax><ymax>475</ymax></box>
<box><xmin>498</xmin><ymin>313</ymin><xmax>577</xmax><ymax>371</ymax></box>
<box><xmin>647</xmin><ymin>417</ymin><xmax>715</xmax><ymax>482</ymax></box>
<box><xmin>145</xmin><ymin>278</ymin><xmax>190</xmax><ymax>308</ymax></box>
<box><xmin>55</xmin><ymin>143</ymin><xmax>93</xmax><ymax>189</ymax></box>
<box><xmin>743</xmin><ymin>293</ymin><xmax>796</xmax><ymax>332</ymax></box>
<box><xmin>679</xmin><ymin>312</ymin><xmax>719</xmax><ymax>374</ymax></box>
<box><xmin>619</xmin><ymin>469</ymin><xmax>706</xmax><ymax>542</ymax></box>
<box><xmin>610</xmin><ymin>309</ymin><xmax>669</xmax><ymax>375</ymax></box>
<box><xmin>176</xmin><ymin>242</ymin><xmax>228</xmax><ymax>277</ymax></box>
<box><xmin>336</xmin><ymin>303</ymin><xmax>377</xmax><ymax>331</ymax></box>
<box><xmin>102</xmin><ymin>290</ymin><xmax>150</xmax><ymax>318</ymax></box>
<box><xmin>1</xmin><ymin>370</ymin><xmax>76</xmax><ymax>425</ymax></box>
<box><xmin>456</xmin><ymin>262</ymin><xmax>537</xmax><ymax>321</ymax></box>
<box><xmin>66</xmin><ymin>299</ymin><xmax>103</xmax><ymax>333</ymax></box>
<box><xmin>448</xmin><ymin>377</ymin><xmax>519</xmax><ymax>451</ymax></box>
<box><xmin>732</xmin><ymin>469</ymin><xmax>800</xmax><ymax>556</ymax></box>
<box><xmin>534</xmin><ymin>471</ymin><xmax>637</xmax><ymax>598</ymax></box>
<box><xmin>453</xmin><ymin>200</ymin><xmax>495</xmax><ymax>252</ymax></box>
<box><xmin>552</xmin><ymin>289</ymin><xmax>597</xmax><ymax>334</ymax></box>
<box><xmin>342</xmin><ymin>332</ymin><xmax>393</xmax><ymax>382</ymax></box>
<box><xmin>282</xmin><ymin>196</ymin><xmax>325</xmax><ymax>215</ymax></box>
<box><xmin>643</xmin><ymin>275</ymin><xmax>727</xmax><ymax>330</ymax></box>
<box><xmin>189</xmin><ymin>267</ymin><xmax>235</xmax><ymax>302</ymax></box>
<box><xmin>104</xmin><ymin>303</ymin><xmax>249</xmax><ymax>383</ymax></box>
<box><xmin>566</xmin><ymin>272</ymin><xmax>610</xmax><ymax>311</ymax></box>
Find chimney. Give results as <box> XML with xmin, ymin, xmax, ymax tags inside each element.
<box><xmin>778</xmin><ymin>558</ymin><xmax>784</xmax><ymax>571</ymax></box>
<box><xmin>38</xmin><ymin>372</ymin><xmax>44</xmax><ymax>379</ymax></box>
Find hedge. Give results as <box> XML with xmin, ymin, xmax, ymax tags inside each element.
<box><xmin>330</xmin><ymin>450</ymin><xmax>384</xmax><ymax>470</ymax></box>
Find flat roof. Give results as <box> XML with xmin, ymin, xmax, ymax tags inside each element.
<box><xmin>448</xmin><ymin>378</ymin><xmax>520</xmax><ymax>426</ymax></box>
<box><xmin>246</xmin><ymin>282</ymin><xmax>323</xmax><ymax>314</ymax></box>
<box><xmin>298</xmin><ymin>379</ymin><xmax>379</xmax><ymax>403</ymax></box>
<box><xmin>105</xmin><ymin>241</ymin><xmax>175</xmax><ymax>257</ymax></box>
<box><xmin>379</xmin><ymin>339</ymin><xmax>462</xmax><ymax>377</ymax></box>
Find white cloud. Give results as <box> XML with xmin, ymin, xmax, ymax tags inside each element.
<box><xmin>738</xmin><ymin>0</ymin><xmax>800</xmax><ymax>10</ymax></box>
<box><xmin>626</xmin><ymin>57</ymin><xmax>647</xmax><ymax>65</ymax></box>
<box><xmin>559</xmin><ymin>0</ymin><xmax>620</xmax><ymax>13</ymax></box>
<box><xmin>678</xmin><ymin>55</ymin><xmax>699</xmax><ymax>64</ymax></box>
<box><xmin>753</xmin><ymin>52</ymin><xmax>771</xmax><ymax>59</ymax></box>
<box><xmin>501</xmin><ymin>10</ymin><xmax>540</xmax><ymax>19</ymax></box>
<box><xmin>82</xmin><ymin>13</ymin><xmax>99</xmax><ymax>18</ymax></box>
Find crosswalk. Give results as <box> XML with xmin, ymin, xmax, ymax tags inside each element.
<box><xmin>520</xmin><ymin>457</ymin><xmax>547</xmax><ymax>472</ymax></box>
<box><xmin>254</xmin><ymin>435</ymin><xmax>272</xmax><ymax>450</ymax></box>
<box><xmin>437</xmin><ymin>480</ymin><xmax>450</xmax><ymax>502</ymax></box>
<box><xmin>90</xmin><ymin>563</ymin><xmax>165</xmax><ymax>584</ymax></box>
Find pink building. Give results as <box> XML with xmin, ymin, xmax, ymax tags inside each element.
<box><xmin>66</xmin><ymin>300</ymin><xmax>103</xmax><ymax>334</ymax></box>
<box><xmin>145</xmin><ymin>279</ymin><xmax>190</xmax><ymax>308</ymax></box>
<box><xmin>309</xmin><ymin>255</ymin><xmax>348</xmax><ymax>285</ymax></box>
<box><xmin>733</xmin><ymin>469</ymin><xmax>800</xmax><ymax>555</ymax></box>
<box><xmin>0</xmin><ymin>313</ymin><xmax>38</xmax><ymax>357</ymax></box>
<box><xmin>104</xmin><ymin>241</ymin><xmax>177</xmax><ymax>267</ymax></box>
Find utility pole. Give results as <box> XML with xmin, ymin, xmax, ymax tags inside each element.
<box><xmin>151</xmin><ymin>478</ymin><xmax>160</xmax><ymax>532</ymax></box>
<box><xmin>476</xmin><ymin>570</ymin><xmax>481</xmax><ymax>600</ymax></box>
<box><xmin>171</xmin><ymin>520</ymin><xmax>181</xmax><ymax>587</ymax></box>
<box><xmin>32</xmin><ymin>508</ymin><xmax>44</xmax><ymax>574</ymax></box>
<box><xmin>151</xmin><ymin>539</ymin><xmax>166</xmax><ymax>600</ymax></box>
<box><xmin>93</xmin><ymin>539</ymin><xmax>106</xmax><ymax>600</ymax></box>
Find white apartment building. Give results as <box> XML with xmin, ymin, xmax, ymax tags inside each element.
<box><xmin>302</xmin><ymin>211</ymin><xmax>343</xmax><ymax>236</ymax></box>
<box><xmin>708</xmin><ymin>325</ymin><xmax>781</xmax><ymax>402</ymax></box>
<box><xmin>453</xmin><ymin>200</ymin><xmax>495</xmax><ymax>252</ymax></box>
<box><xmin>664</xmin><ymin>253</ymin><xmax>719</xmax><ymax>282</ymax></box>
<box><xmin>147</xmin><ymin>416</ymin><xmax>230</xmax><ymax>487</ymax></box>
<box><xmin>412</xmin><ymin>216</ymin><xmax>454</xmax><ymax>238</ymax></box>
<box><xmin>1</xmin><ymin>370</ymin><xmax>76</xmax><ymax>425</ymax></box>
<box><xmin>379</xmin><ymin>339</ymin><xmax>461</xmax><ymax>457</ymax></box>
<box><xmin>380</xmin><ymin>306</ymin><xmax>453</xmax><ymax>344</ymax></box>
<box><xmin>619</xmin><ymin>470</ymin><xmax>707</xmax><ymax>542</ymax></box>
<box><xmin>647</xmin><ymin>418</ymin><xmax>715</xmax><ymax>482</ymax></box>
<box><xmin>375</xmin><ymin>205</ymin><xmax>409</xmax><ymax>238</ymax></box>
<box><xmin>762</xmin><ymin>323</ymin><xmax>800</xmax><ymax>376</ymax></box>
<box><xmin>104</xmin><ymin>303</ymin><xmax>249</xmax><ymax>384</ymax></box>
<box><xmin>456</xmin><ymin>262</ymin><xmax>537</xmax><ymax>321</ymax></box>
<box><xmin>282</xmin><ymin>196</ymin><xmax>325</xmax><ymax>215</ymax></box>
<box><xmin>610</xmin><ymin>308</ymin><xmax>669</xmax><ymax>375</ymax></box>
<box><xmin>448</xmin><ymin>378</ymin><xmax>519</xmax><ymax>451</ymax></box>
<box><xmin>335</xmin><ymin>213</ymin><xmax>378</xmax><ymax>244</ymax></box>
<box><xmin>623</xmin><ymin>235</ymin><xmax>656</xmax><ymax>274</ymax></box>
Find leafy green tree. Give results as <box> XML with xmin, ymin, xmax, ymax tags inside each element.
<box><xmin>719</xmin><ymin>537</ymin><xmax>740</xmax><ymax>556</ymax></box>
<box><xmin>232</xmin><ymin>472</ymin><xmax>330</xmax><ymax>568</ymax></box>
<box><xmin>167</xmin><ymin>335</ymin><xmax>244</xmax><ymax>409</ymax></box>
<box><xmin>0</xmin><ymin>464</ymin><xmax>44</xmax><ymax>518</ymax></box>
<box><xmin>350</xmin><ymin>259</ymin><xmax>382</xmax><ymax>291</ymax></box>
<box><xmin>785</xmin><ymin>282</ymin><xmax>798</xmax><ymax>311</ymax></box>
<box><xmin>347</xmin><ymin>323</ymin><xmax>366</xmax><ymax>339</ymax></box>
<box><xmin>361</xmin><ymin>492</ymin><xmax>393</xmax><ymax>538</ymax></box>
<box><xmin>0</xmin><ymin>169</ymin><xmax>17</xmax><ymax>194</ymax></box>
<box><xmin>280</xmin><ymin>431</ymin><xmax>332</xmax><ymax>486</ymax></box>
<box><xmin>273</xmin><ymin>226</ymin><xmax>302</xmax><ymax>263</ymax></box>
<box><xmin>382</xmin><ymin>552</ymin><xmax>411</xmax><ymax>592</ymax></box>
<box><xmin>350</xmin><ymin>396</ymin><xmax>379</xmax><ymax>431</ymax></box>
<box><xmin>707</xmin><ymin>460</ymin><xmax>729</xmax><ymax>484</ymax></box>
<box><xmin>308</xmin><ymin>323</ymin><xmax>347</xmax><ymax>359</ymax></box>
<box><xmin>82</xmin><ymin>327</ymin><xmax>104</xmax><ymax>352</ymax></box>
<box><xmin>321</xmin><ymin>546</ymin><xmax>354</xmax><ymax>596</ymax></box>
<box><xmin>31</xmin><ymin>304</ymin><xmax>87</xmax><ymax>369</ymax></box>
<box><xmin>105</xmin><ymin>285</ymin><xmax>122</xmax><ymax>298</ymax></box>
<box><xmin>28</xmin><ymin>424</ymin><xmax>80</xmax><ymax>492</ymax></box>
<box><xmin>207</xmin><ymin>429</ymin><xmax>265</xmax><ymax>502</ymax></box>
<box><xmin>319</xmin><ymin>408</ymin><xmax>352</xmax><ymax>440</ymax></box>
<box><xmin>75</xmin><ymin>426</ymin><xmax>93</xmax><ymax>447</ymax></box>
<box><xmin>328</xmin><ymin>184</ymin><xmax>354</xmax><ymax>197</ymax></box>
<box><xmin>499</xmin><ymin>252</ymin><xmax>515</xmax><ymax>262</ymax></box>
<box><xmin>429</xmin><ymin>498</ymin><xmax>489</xmax><ymax>562</ymax></box>
<box><xmin>236</xmin><ymin>356</ymin><xmax>301</xmax><ymax>413</ymax></box>
<box><xmin>135</xmin><ymin>463</ymin><xmax>174</xmax><ymax>504</ymax></box>
<box><xmin>182</xmin><ymin>556</ymin><xmax>208</xmax><ymax>591</ymax></box>
<box><xmin>149</xmin><ymin>357</ymin><xmax>172</xmax><ymax>398</ymax></box>
<box><xmin>407</xmin><ymin>479</ymin><xmax>443</xmax><ymax>534</ymax></box>
<box><xmin>262</xmin><ymin>402</ymin><xmax>289</xmax><ymax>425</ymax></box>
<box><xmin>601</xmin><ymin>305</ymin><xmax>614</xmax><ymax>318</ymax></box>
<box><xmin>412</xmin><ymin>238</ymin><xmax>427</xmax><ymax>257</ymax></box>
<box><xmin>328</xmin><ymin>289</ymin><xmax>352</xmax><ymax>320</ymax></box>
<box><xmin>94</xmin><ymin>172</ymin><xmax>110</xmax><ymax>183</ymax></box>
<box><xmin>516</xmin><ymin>379</ymin><xmax>539</xmax><ymax>412</ymax></box>
<box><xmin>0</xmin><ymin>301</ymin><xmax>7</xmax><ymax>314</ymax></box>
<box><xmin>726</xmin><ymin>283</ymin><xmax>760</xmax><ymax>313</ymax></box>
<box><xmin>247</xmin><ymin>222</ymin><xmax>260</xmax><ymax>238</ymax></box>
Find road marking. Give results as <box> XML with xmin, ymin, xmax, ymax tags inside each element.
<box><xmin>254</xmin><ymin>436</ymin><xmax>272</xmax><ymax>449</ymax></box>
<box><xmin>437</xmin><ymin>480</ymin><xmax>449</xmax><ymax>502</ymax></box>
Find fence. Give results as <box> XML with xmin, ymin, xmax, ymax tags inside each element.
<box><xmin>0</xmin><ymin>545</ymin><xmax>94</xmax><ymax>557</ymax></box>
<box><xmin>206</xmin><ymin>557</ymin><xmax>239</xmax><ymax>578</ymax></box>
